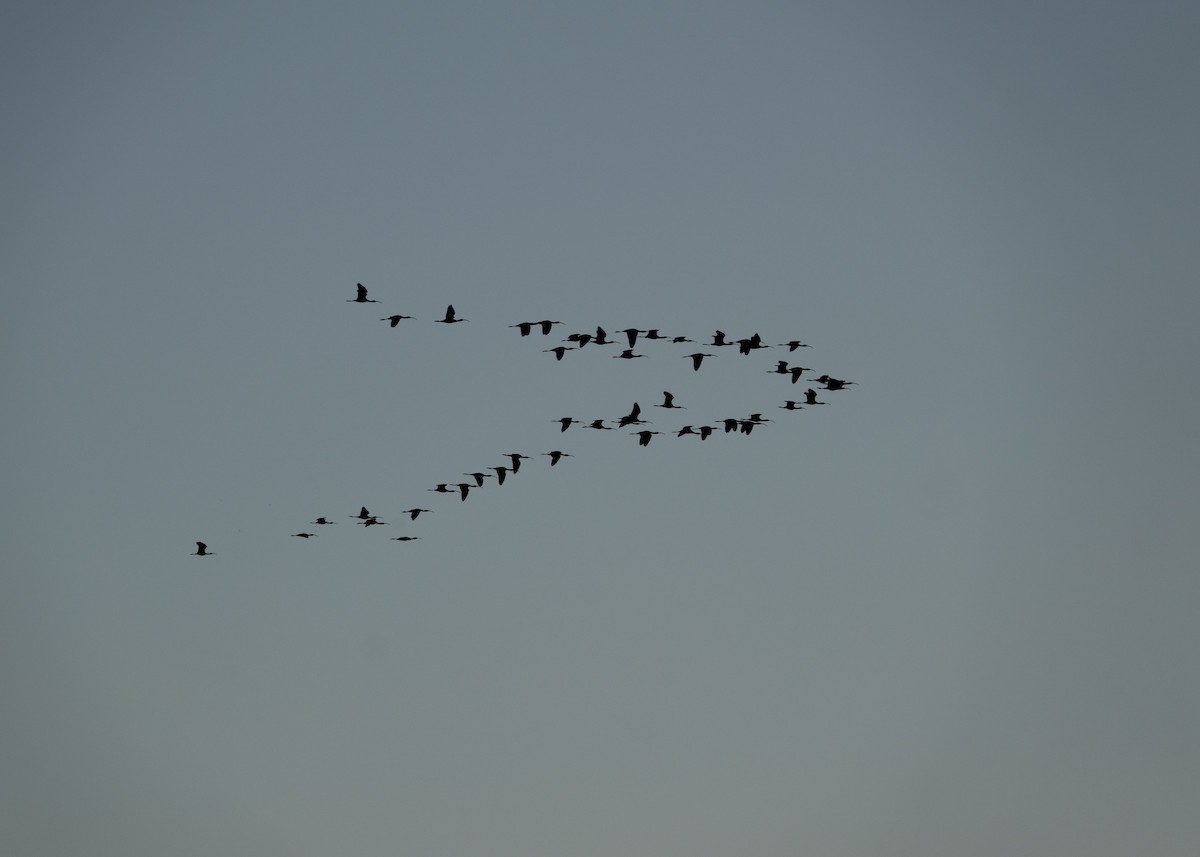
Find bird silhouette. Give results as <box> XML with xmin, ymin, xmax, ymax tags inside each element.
<box><xmin>390</xmin><ymin>536</ymin><xmax>421</xmax><ymax>542</ymax></box>
<box><xmin>455</xmin><ymin>483</ymin><xmax>472</xmax><ymax>501</ymax></box>
<box><xmin>557</xmin><ymin>417</ymin><xmax>582</xmax><ymax>432</ymax></box>
<box><xmin>788</xmin><ymin>366</ymin><xmax>809</xmax><ymax>384</ymax></box>
<box><xmin>676</xmin><ymin>425</ymin><xmax>696</xmax><ymax>436</ymax></box>
<box><xmin>429</xmin><ymin>483</ymin><xmax>453</xmax><ymax>493</ymax></box>
<box><xmin>684</xmin><ymin>352</ymin><xmax>713</xmax><ymax>371</ymax></box>
<box><xmin>566</xmin><ymin>332</ymin><xmax>593</xmax><ymax>348</ymax></box>
<box><xmin>537</xmin><ymin>320</ymin><xmax>563</xmax><ymax>335</ymax></box>
<box><xmin>696</xmin><ymin>425</ymin><xmax>716</xmax><ymax>440</ymax></box>
<box><xmin>814</xmin><ymin>375</ymin><xmax>856</xmax><ymax>390</ymax></box>
<box><xmin>350</xmin><ymin>506</ymin><xmax>372</xmax><ymax>520</ymax></box>
<box><xmin>381</xmin><ymin>314</ymin><xmax>414</xmax><ymax>327</ymax></box>
<box><xmin>722</xmin><ymin>418</ymin><xmax>740</xmax><ymax>433</ymax></box>
<box><xmin>510</xmin><ymin>321</ymin><xmax>534</xmax><ymax>336</ymax></box>
<box><xmin>671</xmin><ymin>336</ymin><xmax>694</xmax><ymax>343</ymax></box>
<box><xmin>617</xmin><ymin>328</ymin><xmax>644</xmax><ymax>348</ymax></box>
<box><xmin>464</xmin><ymin>471</ymin><xmax>494</xmax><ymax>487</ymax></box>
<box><xmin>779</xmin><ymin>400</ymin><xmax>804</xmax><ymax>411</ymax></box>
<box><xmin>544</xmin><ymin>450</ymin><xmax>572</xmax><ymax>466</ymax></box>
<box><xmin>311</xmin><ymin>517</ymin><xmax>337</xmax><ymax>525</ymax></box>
<box><xmin>592</xmin><ymin>326</ymin><xmax>613</xmax><ymax>345</ymax></box>
<box><xmin>488</xmin><ymin>466</ymin><xmax>511</xmax><ymax>485</ymax></box>
<box><xmin>769</xmin><ymin>360</ymin><xmax>791</xmax><ymax>375</ymax></box>
<box><xmin>643</xmin><ymin>329</ymin><xmax>668</xmax><ymax>340</ymax></box>
<box><xmin>402</xmin><ymin>508</ymin><xmax>430</xmax><ymax>520</ymax></box>
<box><xmin>358</xmin><ymin>516</ymin><xmax>388</xmax><ymax>526</ymax></box>
<box><xmin>656</xmin><ymin>391</ymin><xmax>684</xmax><ymax>409</ymax></box>
<box><xmin>292</xmin><ymin>532</ymin><xmax>317</xmax><ymax>538</ymax></box>
<box><xmin>347</xmin><ymin>283</ymin><xmax>378</xmax><ymax>303</ymax></box>
<box><xmin>613</xmin><ymin>349</ymin><xmax>645</xmax><ymax>359</ymax></box>
<box><xmin>544</xmin><ymin>346</ymin><xmax>574</xmax><ymax>361</ymax></box>
<box><xmin>583</xmin><ymin>419</ymin><xmax>614</xmax><ymax>430</ymax></box>
<box><xmin>435</xmin><ymin>304</ymin><xmax>467</xmax><ymax>323</ymax></box>
<box><xmin>779</xmin><ymin>340</ymin><xmax>811</xmax><ymax>351</ymax></box>
<box><xmin>504</xmin><ymin>453</ymin><xmax>530</xmax><ymax>473</ymax></box>
<box><xmin>633</xmin><ymin>430</ymin><xmax>662</xmax><ymax>446</ymax></box>
<box><xmin>617</xmin><ymin>402</ymin><xmax>643</xmax><ymax>427</ymax></box>
<box><xmin>710</xmin><ymin>330</ymin><xmax>733</xmax><ymax>347</ymax></box>
<box><xmin>804</xmin><ymin>388</ymin><xmax>828</xmax><ymax>405</ymax></box>
<box><xmin>191</xmin><ymin>541</ymin><xmax>213</xmax><ymax>556</ymax></box>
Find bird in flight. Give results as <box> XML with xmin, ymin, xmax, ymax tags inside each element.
<box><xmin>191</xmin><ymin>541</ymin><xmax>213</xmax><ymax>556</ymax></box>
<box><xmin>311</xmin><ymin>517</ymin><xmax>337</xmax><ymax>525</ymax></box>
<box><xmin>435</xmin><ymin>304</ymin><xmax>467</xmax><ymax>323</ymax></box>
<box><xmin>347</xmin><ymin>283</ymin><xmax>378</xmax><ymax>303</ymax></box>
<box><xmin>390</xmin><ymin>536</ymin><xmax>421</xmax><ymax>542</ymax></box>
<box><xmin>613</xmin><ymin>349</ymin><xmax>645</xmax><ymax>360</ymax></box>
<box><xmin>401</xmin><ymin>508</ymin><xmax>430</xmax><ymax>520</ymax></box>
<box><xmin>504</xmin><ymin>453</ymin><xmax>529</xmax><ymax>473</ymax></box>
<box><xmin>488</xmin><ymin>465</ymin><xmax>511</xmax><ymax>485</ymax></box>
<box><xmin>804</xmin><ymin>388</ymin><xmax>828</xmax><ymax>406</ymax></box>
<box><xmin>381</xmin><ymin>314</ymin><xmax>414</xmax><ymax>327</ymax></box>
<box><xmin>455</xmin><ymin>483</ymin><xmax>472</xmax><ymax>501</ymax></box>
<box><xmin>544</xmin><ymin>450</ymin><xmax>572</xmax><ymax>466</ymax></box>
<box><xmin>779</xmin><ymin>400</ymin><xmax>804</xmax><ymax>411</ymax></box>
<box><xmin>544</xmin><ymin>346</ymin><xmax>574</xmax><ymax>361</ymax></box>
<box><xmin>632</xmin><ymin>430</ymin><xmax>662</xmax><ymax>447</ymax></box>
<box><xmin>350</xmin><ymin>506</ymin><xmax>372</xmax><ymax>520</ymax></box>
<box><xmin>656</xmin><ymin>391</ymin><xmax>684</xmax><ymax>409</ymax></box>
<box><xmin>464</xmin><ymin>471</ymin><xmax>494</xmax><ymax>487</ymax></box>
<box><xmin>684</xmin><ymin>352</ymin><xmax>713</xmax><ymax>371</ymax></box>
<box><xmin>292</xmin><ymin>532</ymin><xmax>317</xmax><ymax>539</ymax></box>
<box><xmin>779</xmin><ymin>340</ymin><xmax>811</xmax><ymax>351</ymax></box>
<box><xmin>557</xmin><ymin>417</ymin><xmax>582</xmax><ymax>432</ymax></box>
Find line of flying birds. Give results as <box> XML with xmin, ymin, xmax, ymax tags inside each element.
<box><xmin>191</xmin><ymin>283</ymin><xmax>856</xmax><ymax>555</ymax></box>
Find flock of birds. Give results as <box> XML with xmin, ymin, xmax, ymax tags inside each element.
<box><xmin>191</xmin><ymin>283</ymin><xmax>855</xmax><ymax>555</ymax></box>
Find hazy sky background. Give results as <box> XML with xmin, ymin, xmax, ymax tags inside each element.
<box><xmin>3</xmin><ymin>2</ymin><xmax>1198</xmax><ymax>855</ymax></box>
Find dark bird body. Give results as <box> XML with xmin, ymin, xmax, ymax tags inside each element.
<box><xmin>347</xmin><ymin>283</ymin><xmax>378</xmax><ymax>303</ymax></box>
<box><xmin>192</xmin><ymin>541</ymin><xmax>212</xmax><ymax>556</ymax></box>
<box><xmin>684</xmin><ymin>352</ymin><xmax>713</xmax><ymax>371</ymax></box>
<box><xmin>435</xmin><ymin>304</ymin><xmax>467</xmax><ymax>323</ymax></box>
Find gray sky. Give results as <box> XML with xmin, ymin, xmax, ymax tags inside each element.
<box><xmin>3</xmin><ymin>2</ymin><xmax>1198</xmax><ymax>855</ymax></box>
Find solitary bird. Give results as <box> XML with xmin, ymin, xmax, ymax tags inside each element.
<box><xmin>510</xmin><ymin>321</ymin><xmax>535</xmax><ymax>336</ymax></box>
<box><xmin>583</xmin><ymin>419</ymin><xmax>613</xmax><ymax>430</ymax></box>
<box><xmin>780</xmin><ymin>340</ymin><xmax>811</xmax><ymax>351</ymax></box>
<box><xmin>656</xmin><ymin>391</ymin><xmax>684</xmax><ymax>409</ymax></box>
<box><xmin>464</xmin><ymin>471</ymin><xmax>494</xmax><ymax>487</ymax></box>
<box><xmin>592</xmin><ymin>326</ymin><xmax>614</xmax><ymax>345</ymax></box>
<box><xmin>536</xmin><ymin>320</ymin><xmax>563</xmax><ymax>335</ymax></box>
<box><xmin>435</xmin><ymin>304</ymin><xmax>467</xmax><ymax>323</ymax></box>
<box><xmin>381</xmin><ymin>314</ymin><xmax>414</xmax><ymax>327</ymax></box>
<box><xmin>455</xmin><ymin>483</ymin><xmax>472</xmax><ymax>501</ymax></box>
<box><xmin>359</xmin><ymin>516</ymin><xmax>389</xmax><ymax>526</ymax></box>
<box><xmin>643</xmin><ymin>329</ymin><xmax>668</xmax><ymax>340</ymax></box>
<box><xmin>292</xmin><ymin>532</ymin><xmax>317</xmax><ymax>539</ymax></box>
<box><xmin>613</xmin><ymin>349</ymin><xmax>645</xmax><ymax>360</ymax></box>
<box><xmin>401</xmin><ymin>508</ymin><xmax>430</xmax><ymax>520</ymax></box>
<box><xmin>677</xmin><ymin>425</ymin><xmax>696</xmax><ymax>437</ymax></box>
<box><xmin>684</xmin><ymin>352</ymin><xmax>713</xmax><ymax>371</ymax></box>
<box><xmin>633</xmin><ymin>430</ymin><xmax>662</xmax><ymax>447</ymax></box>
<box><xmin>696</xmin><ymin>425</ymin><xmax>716</xmax><ymax>440</ymax></box>
<box><xmin>710</xmin><ymin>330</ymin><xmax>733</xmax><ymax>347</ymax></box>
<box><xmin>739</xmin><ymin>420</ymin><xmax>759</xmax><ymax>435</ymax></box>
<box><xmin>191</xmin><ymin>541</ymin><xmax>213</xmax><ymax>556</ymax></box>
<box><xmin>780</xmin><ymin>400</ymin><xmax>805</xmax><ymax>411</ymax></box>
<box><xmin>747</xmin><ymin>413</ymin><xmax>772</xmax><ymax>423</ymax></box>
<box><xmin>556</xmin><ymin>417</ymin><xmax>582</xmax><ymax>432</ymax></box>
<box><xmin>428</xmin><ymin>483</ymin><xmax>453</xmax><ymax>493</ymax></box>
<box><xmin>311</xmin><ymin>517</ymin><xmax>337</xmax><ymax>525</ymax></box>
<box><xmin>390</xmin><ymin>536</ymin><xmax>421</xmax><ymax>542</ymax></box>
<box><xmin>804</xmin><ymin>388</ymin><xmax>828</xmax><ymax>406</ymax></box>
<box><xmin>350</xmin><ymin>506</ymin><xmax>372</xmax><ymax>520</ymax></box>
<box><xmin>544</xmin><ymin>346</ymin><xmax>574</xmax><ymax>361</ymax></box>
<box><xmin>347</xmin><ymin>283</ymin><xmax>378</xmax><ymax>303</ymax></box>
<box><xmin>544</xmin><ymin>450</ymin><xmax>572</xmax><ymax>466</ymax></box>
<box><xmin>769</xmin><ymin>360</ymin><xmax>791</xmax><ymax>375</ymax></box>
<box><xmin>788</xmin><ymin>366</ymin><xmax>809</xmax><ymax>384</ymax></box>
<box><xmin>504</xmin><ymin>453</ymin><xmax>530</xmax><ymax>473</ymax></box>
